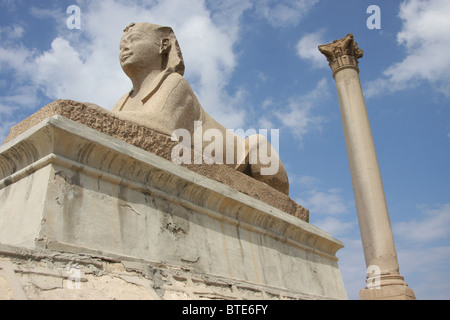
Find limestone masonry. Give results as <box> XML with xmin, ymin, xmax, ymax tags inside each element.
<box><xmin>0</xmin><ymin>114</ymin><xmax>346</xmax><ymax>299</ymax></box>
<box><xmin>4</xmin><ymin>99</ymin><xmax>307</xmax><ymax>221</ymax></box>
<box><xmin>0</xmin><ymin>21</ymin><xmax>348</xmax><ymax>300</ymax></box>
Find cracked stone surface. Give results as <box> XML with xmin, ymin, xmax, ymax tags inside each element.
<box><xmin>0</xmin><ymin>113</ymin><xmax>347</xmax><ymax>300</ymax></box>
<box><xmin>3</xmin><ymin>99</ymin><xmax>308</xmax><ymax>221</ymax></box>
<box><xmin>0</xmin><ymin>244</ymin><xmax>331</xmax><ymax>300</ymax></box>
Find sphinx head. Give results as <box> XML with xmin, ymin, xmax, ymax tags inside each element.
<box><xmin>119</xmin><ymin>22</ymin><xmax>184</xmax><ymax>78</ymax></box>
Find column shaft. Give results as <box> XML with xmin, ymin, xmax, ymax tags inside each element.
<box><xmin>318</xmin><ymin>34</ymin><xmax>415</xmax><ymax>299</ymax></box>
<box><xmin>335</xmin><ymin>67</ymin><xmax>399</xmax><ymax>272</ymax></box>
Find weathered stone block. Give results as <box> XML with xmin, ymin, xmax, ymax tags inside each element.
<box><xmin>0</xmin><ymin>115</ymin><xmax>347</xmax><ymax>299</ymax></box>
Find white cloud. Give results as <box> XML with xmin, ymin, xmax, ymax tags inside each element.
<box><xmin>261</xmin><ymin>97</ymin><xmax>274</xmax><ymax>110</ymax></box>
<box><xmin>0</xmin><ymin>85</ymin><xmax>40</xmax><ymax>107</ymax></box>
<box><xmin>296</xmin><ymin>175</ymin><xmax>351</xmax><ymax>217</ymax></box>
<box><xmin>0</xmin><ymin>42</ymin><xmax>40</xmax><ymax>131</ymax></box>
<box><xmin>256</xmin><ymin>0</ymin><xmax>319</xmax><ymax>28</ymax></box>
<box><xmin>257</xmin><ymin>117</ymin><xmax>275</xmax><ymax>130</ymax></box>
<box><xmin>366</xmin><ymin>0</ymin><xmax>450</xmax><ymax>97</ymax></box>
<box><xmin>256</xmin><ymin>71</ymin><xmax>268</xmax><ymax>83</ymax></box>
<box><xmin>33</xmin><ymin>38</ymin><xmax>87</xmax><ymax>99</ymax></box>
<box><xmin>335</xmin><ymin>237</ymin><xmax>366</xmax><ymax>299</ymax></box>
<box><xmin>275</xmin><ymin>78</ymin><xmax>328</xmax><ymax>142</ymax></box>
<box><xmin>314</xmin><ymin>216</ymin><xmax>355</xmax><ymax>237</ymax></box>
<box><xmin>298</xmin><ymin>175</ymin><xmax>321</xmax><ymax>188</ymax></box>
<box><xmin>0</xmin><ymin>0</ymin><xmax>325</xmax><ymax>136</ymax></box>
<box><xmin>254</xmin><ymin>99</ymin><xmax>277</xmax><ymax>129</ymax></box>
<box><xmin>388</xmin><ymin>203</ymin><xmax>450</xmax><ymax>299</ymax></box>
<box><xmin>298</xmin><ymin>188</ymin><xmax>350</xmax><ymax>216</ymax></box>
<box><xmin>0</xmin><ymin>24</ymin><xmax>24</xmax><ymax>40</ymax></box>
<box><xmin>395</xmin><ymin>245</ymin><xmax>450</xmax><ymax>300</ymax></box>
<box><xmin>0</xmin><ymin>120</ymin><xmax>16</xmax><ymax>143</ymax></box>
<box><xmin>0</xmin><ymin>45</ymin><xmax>35</xmax><ymax>77</ymax></box>
<box><xmin>29</xmin><ymin>6</ymin><xmax>62</xmax><ymax>21</ymax></box>
<box><xmin>0</xmin><ymin>0</ymin><xmax>20</xmax><ymax>11</ymax></box>
<box><xmin>394</xmin><ymin>203</ymin><xmax>450</xmax><ymax>244</ymax></box>
<box><xmin>0</xmin><ymin>0</ymin><xmax>255</xmax><ymax>130</ymax></box>
<box><xmin>178</xmin><ymin>12</ymin><xmax>248</xmax><ymax>127</ymax></box>
<box><xmin>336</xmin><ymin>226</ymin><xmax>450</xmax><ymax>300</ymax></box>
<box><xmin>296</xmin><ymin>29</ymin><xmax>328</xmax><ymax>68</ymax></box>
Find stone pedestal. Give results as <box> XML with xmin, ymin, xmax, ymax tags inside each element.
<box><xmin>0</xmin><ymin>106</ymin><xmax>347</xmax><ymax>300</ymax></box>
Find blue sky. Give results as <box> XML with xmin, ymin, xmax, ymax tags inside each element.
<box><xmin>0</xmin><ymin>0</ymin><xmax>449</xmax><ymax>300</ymax></box>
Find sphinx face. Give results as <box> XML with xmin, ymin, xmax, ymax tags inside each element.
<box><xmin>119</xmin><ymin>29</ymin><xmax>161</xmax><ymax>74</ymax></box>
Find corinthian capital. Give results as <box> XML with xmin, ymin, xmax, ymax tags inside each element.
<box><xmin>318</xmin><ymin>33</ymin><xmax>364</xmax><ymax>76</ymax></box>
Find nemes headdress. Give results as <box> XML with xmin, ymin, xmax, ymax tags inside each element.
<box><xmin>122</xmin><ymin>22</ymin><xmax>185</xmax><ymax>102</ymax></box>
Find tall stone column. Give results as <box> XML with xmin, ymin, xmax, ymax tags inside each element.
<box><xmin>318</xmin><ymin>34</ymin><xmax>415</xmax><ymax>300</ymax></box>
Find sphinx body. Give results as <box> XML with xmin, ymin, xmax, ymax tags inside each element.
<box><xmin>112</xmin><ymin>22</ymin><xmax>289</xmax><ymax>195</ymax></box>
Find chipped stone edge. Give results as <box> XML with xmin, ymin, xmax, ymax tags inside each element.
<box><xmin>0</xmin><ymin>115</ymin><xmax>343</xmax><ymax>256</ymax></box>
<box><xmin>0</xmin><ymin>242</ymin><xmax>341</xmax><ymax>300</ymax></box>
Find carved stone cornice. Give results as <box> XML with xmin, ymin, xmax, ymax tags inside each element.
<box><xmin>318</xmin><ymin>33</ymin><xmax>364</xmax><ymax>76</ymax></box>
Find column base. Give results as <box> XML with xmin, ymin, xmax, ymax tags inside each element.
<box><xmin>360</xmin><ymin>285</ymin><xmax>416</xmax><ymax>300</ymax></box>
<box><xmin>360</xmin><ymin>271</ymin><xmax>416</xmax><ymax>300</ymax></box>
<box><xmin>361</xmin><ymin>274</ymin><xmax>415</xmax><ymax>300</ymax></box>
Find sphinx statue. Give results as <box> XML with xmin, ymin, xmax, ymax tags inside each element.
<box><xmin>112</xmin><ymin>22</ymin><xmax>289</xmax><ymax>195</ymax></box>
